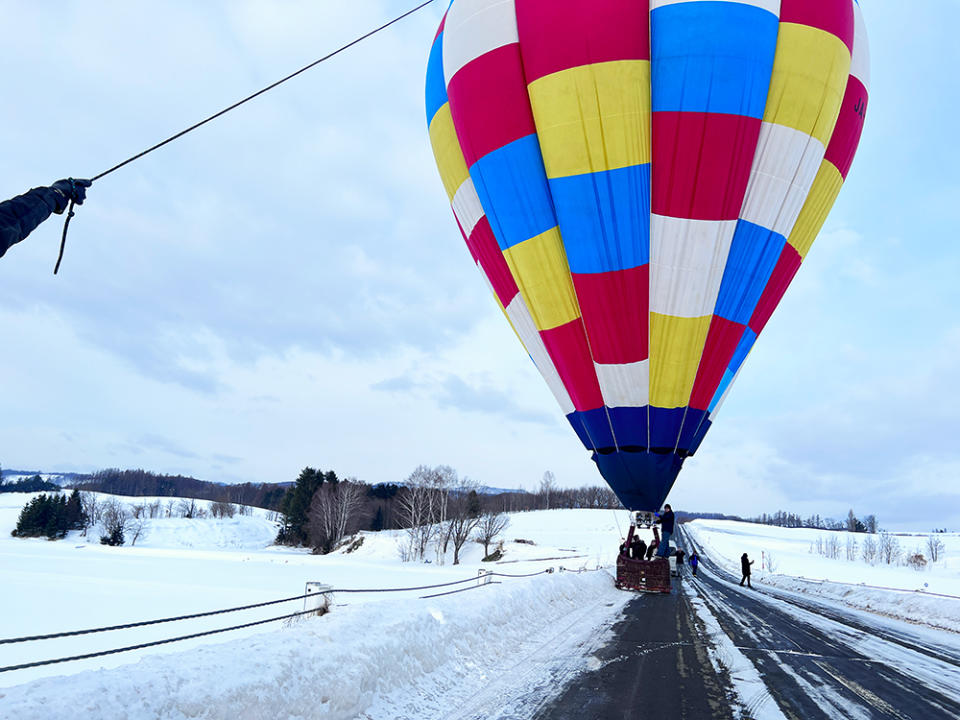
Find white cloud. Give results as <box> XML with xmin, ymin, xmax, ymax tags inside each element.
<box><xmin>0</xmin><ymin>2</ymin><xmax>958</xmax><ymax>527</ymax></box>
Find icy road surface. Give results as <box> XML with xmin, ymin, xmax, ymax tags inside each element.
<box><xmin>682</xmin><ymin>527</ymin><xmax>960</xmax><ymax>719</ymax></box>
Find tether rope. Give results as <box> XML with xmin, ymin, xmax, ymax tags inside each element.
<box><xmin>91</xmin><ymin>0</ymin><xmax>436</xmax><ymax>183</ymax></box>
<box><xmin>53</xmin><ymin>0</ymin><xmax>437</xmax><ymax>273</ymax></box>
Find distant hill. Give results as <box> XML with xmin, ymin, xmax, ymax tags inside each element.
<box><xmin>475</xmin><ymin>485</ymin><xmax>527</xmax><ymax>495</ymax></box>
<box><xmin>0</xmin><ymin>467</ymin><xmax>290</xmax><ymax>511</ymax></box>
<box><xmin>0</xmin><ymin>469</ymin><xmax>92</xmax><ymax>487</ymax></box>
<box><xmin>74</xmin><ymin>469</ymin><xmax>291</xmax><ymax>511</ymax></box>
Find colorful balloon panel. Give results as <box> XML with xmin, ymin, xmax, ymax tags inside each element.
<box><xmin>426</xmin><ymin>0</ymin><xmax>870</xmax><ymax>511</ymax></box>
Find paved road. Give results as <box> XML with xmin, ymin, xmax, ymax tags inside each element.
<box><xmin>686</xmin><ymin>531</ymin><xmax>960</xmax><ymax>719</ymax></box>
<box><xmin>532</xmin><ymin>586</ymin><xmax>734</xmax><ymax>720</ymax></box>
<box><xmin>535</xmin><ymin>530</ymin><xmax>960</xmax><ymax>719</ymax></box>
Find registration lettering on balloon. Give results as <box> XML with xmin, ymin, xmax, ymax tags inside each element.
<box><xmin>425</xmin><ymin>0</ymin><xmax>870</xmax><ymax>512</ymax></box>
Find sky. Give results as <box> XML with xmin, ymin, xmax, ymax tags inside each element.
<box><xmin>0</xmin><ymin>1</ymin><xmax>957</xmax><ymax>530</ymax></box>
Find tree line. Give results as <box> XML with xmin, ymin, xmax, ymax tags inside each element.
<box><xmin>748</xmin><ymin>509</ymin><xmax>879</xmax><ymax>533</ymax></box>
<box><xmin>274</xmin><ymin>466</ymin><xmax>622</xmax><ymax>563</ymax></box>
<box><xmin>807</xmin><ymin>530</ymin><xmax>946</xmax><ymax>570</ymax></box>
<box><xmin>11</xmin><ymin>490</ymin><xmax>87</xmax><ymax>540</ymax></box>
<box><xmin>0</xmin><ymin>474</ymin><xmax>61</xmax><ymax>493</ymax></box>
<box><xmin>74</xmin><ymin>468</ymin><xmax>289</xmax><ymax>510</ymax></box>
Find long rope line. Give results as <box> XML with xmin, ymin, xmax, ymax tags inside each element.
<box><xmin>0</xmin><ymin>569</ymin><xmax>554</xmax><ymax>673</ymax></box>
<box><xmin>0</xmin><ymin>570</ymin><xmax>552</xmax><ymax>646</ymax></box>
<box><xmin>91</xmin><ymin>0</ymin><xmax>436</xmax><ymax>183</ymax></box>
<box><xmin>53</xmin><ymin>0</ymin><xmax>437</xmax><ymax>273</ymax></box>
<box><xmin>0</xmin><ymin>606</ymin><xmax>319</xmax><ymax>674</ymax></box>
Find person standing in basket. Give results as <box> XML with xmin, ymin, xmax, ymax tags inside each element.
<box><xmin>655</xmin><ymin>504</ymin><xmax>675</xmax><ymax>557</ymax></box>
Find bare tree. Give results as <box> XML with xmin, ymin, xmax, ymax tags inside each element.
<box><xmin>177</xmin><ymin>498</ymin><xmax>198</xmax><ymax>519</ymax></box>
<box><xmin>396</xmin><ymin>465</ymin><xmax>439</xmax><ymax>561</ymax></box>
<box><xmin>878</xmin><ymin>532</ymin><xmax>901</xmax><ymax>565</ymax></box>
<box><xmin>844</xmin><ymin>534</ymin><xmax>859</xmax><ymax>561</ymax></box>
<box><xmin>433</xmin><ymin>465</ymin><xmax>456</xmax><ymax>548</ymax></box>
<box><xmin>99</xmin><ymin>499</ymin><xmax>128</xmax><ymax>546</ymax></box>
<box><xmin>540</xmin><ymin>471</ymin><xmax>556</xmax><ymax>510</ymax></box>
<box><xmin>926</xmin><ymin>535</ymin><xmax>945</xmax><ymax>563</ymax></box>
<box><xmin>210</xmin><ymin>501</ymin><xmax>236</xmax><ymax>519</ymax></box>
<box><xmin>441</xmin><ymin>479</ymin><xmax>480</xmax><ymax>565</ymax></box>
<box><xmin>81</xmin><ymin>492</ymin><xmax>101</xmax><ymax>526</ymax></box>
<box><xmin>308</xmin><ymin>479</ymin><xmax>367</xmax><ymax>553</ymax></box>
<box><xmin>861</xmin><ymin>535</ymin><xmax>878</xmax><ymax>565</ymax></box>
<box><xmin>420</xmin><ymin>465</ymin><xmax>458</xmax><ymax>558</ymax></box>
<box><xmin>475</xmin><ymin>510</ymin><xmax>510</xmax><ymax>558</ymax></box>
<box><xmin>825</xmin><ymin>534</ymin><xmax>840</xmax><ymax>560</ymax></box>
<box><xmin>128</xmin><ymin>517</ymin><xmax>146</xmax><ymax>546</ymax></box>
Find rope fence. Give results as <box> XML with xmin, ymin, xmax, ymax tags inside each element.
<box><xmin>0</xmin><ymin>569</ymin><xmax>555</xmax><ymax>674</ymax></box>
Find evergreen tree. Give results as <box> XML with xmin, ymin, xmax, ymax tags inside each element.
<box><xmin>65</xmin><ymin>489</ymin><xmax>87</xmax><ymax>531</ymax></box>
<box><xmin>467</xmin><ymin>490</ymin><xmax>481</xmax><ymax>518</ymax></box>
<box><xmin>44</xmin><ymin>495</ymin><xmax>67</xmax><ymax>539</ymax></box>
<box><xmin>11</xmin><ymin>493</ymin><xmax>77</xmax><ymax>539</ymax></box>
<box><xmin>277</xmin><ymin>467</ymin><xmax>326</xmax><ymax>545</ymax></box>
<box><xmin>370</xmin><ymin>506</ymin><xmax>384</xmax><ymax>532</ymax></box>
<box><xmin>100</xmin><ymin>525</ymin><xmax>125</xmax><ymax>546</ymax></box>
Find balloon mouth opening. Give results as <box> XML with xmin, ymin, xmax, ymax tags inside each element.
<box><xmin>594</xmin><ymin>445</ymin><xmax>692</xmax><ymax>459</ymax></box>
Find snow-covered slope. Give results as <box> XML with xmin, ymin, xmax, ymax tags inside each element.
<box><xmin>1</xmin><ymin>493</ymin><xmax>958</xmax><ymax>719</ymax></box>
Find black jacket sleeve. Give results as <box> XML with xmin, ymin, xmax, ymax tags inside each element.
<box><xmin>0</xmin><ymin>186</ymin><xmax>67</xmax><ymax>259</ymax></box>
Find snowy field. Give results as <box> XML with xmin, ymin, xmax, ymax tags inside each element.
<box><xmin>683</xmin><ymin>518</ymin><xmax>960</xmax><ymax>632</ymax></box>
<box><xmin>1</xmin><ymin>492</ymin><xmax>958</xmax><ymax>719</ymax></box>
<box><xmin>0</xmin><ymin>493</ymin><xmax>633</xmax><ymax>719</ymax></box>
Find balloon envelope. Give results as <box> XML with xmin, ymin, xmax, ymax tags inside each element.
<box><xmin>426</xmin><ymin>0</ymin><xmax>869</xmax><ymax>510</ymax></box>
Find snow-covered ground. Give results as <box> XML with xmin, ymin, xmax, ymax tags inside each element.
<box><xmin>0</xmin><ymin>493</ymin><xmax>632</xmax><ymax>719</ymax></box>
<box><xmin>0</xmin><ymin>492</ymin><xmax>958</xmax><ymax>719</ymax></box>
<box><xmin>683</xmin><ymin>518</ymin><xmax>960</xmax><ymax>632</ymax></box>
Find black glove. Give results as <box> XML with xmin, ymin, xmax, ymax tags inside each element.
<box><xmin>50</xmin><ymin>178</ymin><xmax>92</xmax><ymax>208</ymax></box>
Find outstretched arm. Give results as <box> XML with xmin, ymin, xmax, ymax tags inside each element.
<box><xmin>0</xmin><ymin>180</ymin><xmax>91</xmax><ymax>259</ymax></box>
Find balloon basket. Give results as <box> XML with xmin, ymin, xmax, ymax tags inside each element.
<box><xmin>615</xmin><ymin>555</ymin><xmax>672</xmax><ymax>594</ymax></box>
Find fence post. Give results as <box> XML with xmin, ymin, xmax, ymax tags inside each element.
<box><xmin>304</xmin><ymin>582</ymin><xmax>334</xmax><ymax>615</ymax></box>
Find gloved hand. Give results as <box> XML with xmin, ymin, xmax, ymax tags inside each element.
<box><xmin>48</xmin><ymin>178</ymin><xmax>92</xmax><ymax>213</ymax></box>
<box><xmin>51</xmin><ymin>178</ymin><xmax>92</xmax><ymax>205</ymax></box>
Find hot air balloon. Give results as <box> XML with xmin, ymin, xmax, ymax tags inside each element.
<box><xmin>426</xmin><ymin>0</ymin><xmax>869</xmax><ymax>512</ymax></box>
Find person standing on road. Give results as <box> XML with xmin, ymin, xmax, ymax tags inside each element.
<box><xmin>655</xmin><ymin>504</ymin><xmax>675</xmax><ymax>557</ymax></box>
<box><xmin>689</xmin><ymin>552</ymin><xmax>699</xmax><ymax>576</ymax></box>
<box><xmin>675</xmin><ymin>548</ymin><xmax>685</xmax><ymax>574</ymax></box>
<box><xmin>740</xmin><ymin>552</ymin><xmax>754</xmax><ymax>588</ymax></box>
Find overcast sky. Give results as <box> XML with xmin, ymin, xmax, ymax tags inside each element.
<box><xmin>0</xmin><ymin>1</ymin><xmax>957</xmax><ymax>531</ymax></box>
